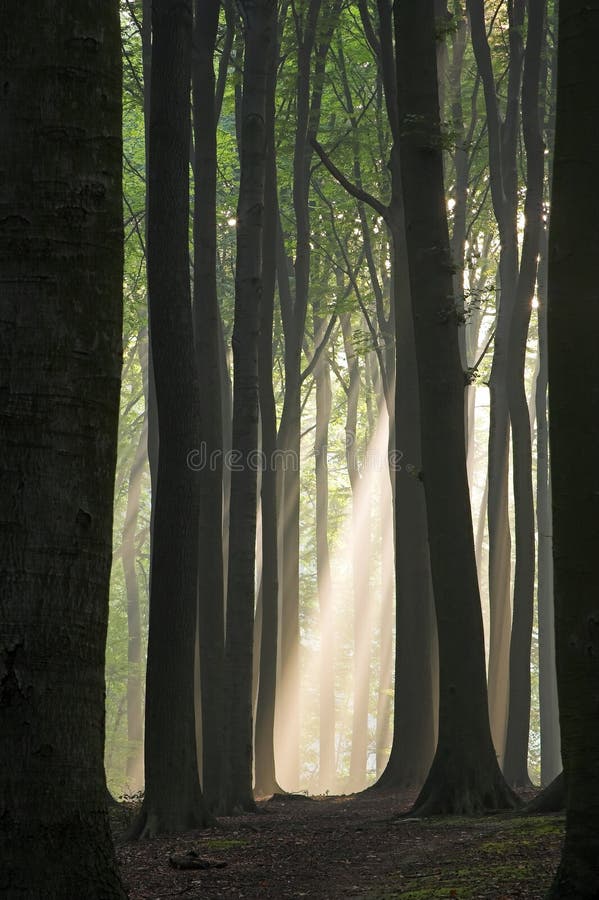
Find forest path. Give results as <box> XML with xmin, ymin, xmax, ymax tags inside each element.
<box><xmin>114</xmin><ymin>789</ymin><xmax>563</xmax><ymax>898</ymax></box>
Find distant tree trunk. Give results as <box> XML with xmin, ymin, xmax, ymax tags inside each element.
<box><xmin>341</xmin><ymin>316</ymin><xmax>373</xmax><ymax>794</ymax></box>
<box><xmin>123</xmin><ymin>416</ymin><xmax>148</xmax><ymax>791</ymax></box>
<box><xmin>192</xmin><ymin>0</ymin><xmax>225</xmax><ymax>813</ymax></box>
<box><xmin>254</xmin><ymin>23</ymin><xmax>282</xmax><ymax>797</ymax></box>
<box><xmin>129</xmin><ymin>0</ymin><xmax>209</xmax><ymax>838</ymax></box>
<box><xmin>502</xmin><ymin>0</ymin><xmax>546</xmax><ymax>789</ymax></box>
<box><xmin>221</xmin><ymin>0</ymin><xmax>275</xmax><ymax>815</ymax></box>
<box><xmin>276</xmin><ymin>0</ymin><xmax>340</xmax><ymax>790</ymax></box>
<box><xmin>375</xmin><ymin>428</ymin><xmax>395</xmax><ymax>777</ymax></box>
<box><xmin>0</xmin><ymin>1</ymin><xmax>126</xmax><ymax>894</ymax></box>
<box><xmin>313</xmin><ymin>310</ymin><xmax>336</xmax><ymax>791</ymax></box>
<box><xmin>395</xmin><ymin>0</ymin><xmax>519</xmax><ymax>815</ymax></box>
<box><xmin>547</xmin><ymin>4</ymin><xmax>599</xmax><ymax>894</ymax></box>
<box><xmin>467</xmin><ymin>0</ymin><xmax>524</xmax><ymax>766</ymax></box>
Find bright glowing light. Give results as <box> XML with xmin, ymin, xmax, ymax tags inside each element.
<box><xmin>532</xmin><ymin>296</ymin><xmax>539</xmax><ymax>309</ymax></box>
<box><xmin>447</xmin><ymin>197</ymin><xmax>456</xmax><ymax>211</ymax></box>
<box><xmin>227</xmin><ymin>217</ymin><xmax>237</xmax><ymax>226</ymax></box>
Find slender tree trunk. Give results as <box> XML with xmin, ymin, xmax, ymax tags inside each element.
<box><xmin>0</xmin><ymin>2</ymin><xmax>126</xmax><ymax>893</ymax></box>
<box><xmin>503</xmin><ymin>0</ymin><xmax>546</xmax><ymax>788</ymax></box>
<box><xmin>123</xmin><ymin>417</ymin><xmax>148</xmax><ymax>791</ymax></box>
<box><xmin>221</xmin><ymin>0</ymin><xmax>275</xmax><ymax>815</ymax></box>
<box><xmin>547</xmin><ymin>5</ymin><xmax>599</xmax><ymax>894</ymax></box>
<box><xmin>395</xmin><ymin>0</ymin><xmax>519</xmax><ymax>815</ymax></box>
<box><xmin>254</xmin><ymin>25</ymin><xmax>282</xmax><ymax>797</ymax></box>
<box><xmin>192</xmin><ymin>0</ymin><xmax>225</xmax><ymax>812</ymax></box>
<box><xmin>313</xmin><ymin>311</ymin><xmax>336</xmax><ymax>791</ymax></box>
<box><xmin>536</xmin><ymin>232</ymin><xmax>561</xmax><ymax>786</ymax></box>
<box><xmin>341</xmin><ymin>316</ymin><xmax>372</xmax><ymax>793</ymax></box>
<box><xmin>467</xmin><ymin>0</ymin><xmax>525</xmax><ymax>767</ymax></box>
<box><xmin>129</xmin><ymin>0</ymin><xmax>209</xmax><ymax>838</ymax></box>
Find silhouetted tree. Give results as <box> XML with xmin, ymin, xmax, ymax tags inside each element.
<box><xmin>547</xmin><ymin>2</ymin><xmax>599</xmax><ymax>894</ymax></box>
<box><xmin>395</xmin><ymin>0</ymin><xmax>519</xmax><ymax>815</ymax></box>
<box><xmin>0</xmin><ymin>1</ymin><xmax>126</xmax><ymax>893</ymax></box>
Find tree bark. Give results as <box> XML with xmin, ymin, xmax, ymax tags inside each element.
<box><xmin>128</xmin><ymin>0</ymin><xmax>209</xmax><ymax>838</ymax></box>
<box><xmin>123</xmin><ymin>415</ymin><xmax>148</xmax><ymax>791</ymax></box>
<box><xmin>0</xmin><ymin>2</ymin><xmax>126</xmax><ymax>893</ymax></box>
<box><xmin>467</xmin><ymin>0</ymin><xmax>525</xmax><ymax>767</ymax></box>
<box><xmin>221</xmin><ymin>0</ymin><xmax>275</xmax><ymax>814</ymax></box>
<box><xmin>547</xmin><ymin>3</ymin><xmax>599</xmax><ymax>894</ymax></box>
<box><xmin>502</xmin><ymin>0</ymin><xmax>546</xmax><ymax>789</ymax></box>
<box><xmin>395</xmin><ymin>0</ymin><xmax>519</xmax><ymax>815</ymax></box>
<box><xmin>254</xmin><ymin>21</ymin><xmax>282</xmax><ymax>797</ymax></box>
<box><xmin>536</xmin><ymin>232</ymin><xmax>561</xmax><ymax>786</ymax></box>
<box><xmin>192</xmin><ymin>0</ymin><xmax>226</xmax><ymax>813</ymax></box>
<box><xmin>313</xmin><ymin>310</ymin><xmax>336</xmax><ymax>791</ymax></box>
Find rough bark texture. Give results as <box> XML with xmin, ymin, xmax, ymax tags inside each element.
<box><xmin>547</xmin><ymin>3</ymin><xmax>599</xmax><ymax>895</ymax></box>
<box><xmin>222</xmin><ymin>0</ymin><xmax>275</xmax><ymax>814</ymax></box>
<box><xmin>395</xmin><ymin>0</ymin><xmax>519</xmax><ymax>816</ymax></box>
<box><xmin>129</xmin><ymin>0</ymin><xmax>209</xmax><ymax>838</ymax></box>
<box><xmin>192</xmin><ymin>0</ymin><xmax>225</xmax><ymax>813</ymax></box>
<box><xmin>0</xmin><ymin>2</ymin><xmax>126</xmax><ymax>895</ymax></box>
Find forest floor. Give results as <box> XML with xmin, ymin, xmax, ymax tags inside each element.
<box><xmin>111</xmin><ymin>788</ymin><xmax>563</xmax><ymax>899</ymax></box>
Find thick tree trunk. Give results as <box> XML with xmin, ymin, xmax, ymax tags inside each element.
<box><xmin>395</xmin><ymin>0</ymin><xmax>519</xmax><ymax>816</ymax></box>
<box><xmin>547</xmin><ymin>4</ymin><xmax>599</xmax><ymax>894</ymax></box>
<box><xmin>192</xmin><ymin>0</ymin><xmax>225</xmax><ymax>813</ymax></box>
<box><xmin>0</xmin><ymin>2</ymin><xmax>126</xmax><ymax>894</ymax></box>
<box><xmin>129</xmin><ymin>0</ymin><xmax>209</xmax><ymax>838</ymax></box>
<box><xmin>374</xmin><ymin>219</ymin><xmax>438</xmax><ymax>793</ymax></box>
<box><xmin>221</xmin><ymin>0</ymin><xmax>275</xmax><ymax>815</ymax></box>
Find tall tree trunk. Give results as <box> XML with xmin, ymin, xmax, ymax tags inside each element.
<box><xmin>254</xmin><ymin>23</ymin><xmax>282</xmax><ymax>797</ymax></box>
<box><xmin>129</xmin><ymin>0</ymin><xmax>209</xmax><ymax>838</ymax></box>
<box><xmin>0</xmin><ymin>1</ymin><xmax>126</xmax><ymax>893</ymax></box>
<box><xmin>123</xmin><ymin>416</ymin><xmax>148</xmax><ymax>791</ymax></box>
<box><xmin>192</xmin><ymin>0</ymin><xmax>225</xmax><ymax>813</ymax></box>
<box><xmin>276</xmin><ymin>0</ymin><xmax>340</xmax><ymax>790</ymax></box>
<box><xmin>313</xmin><ymin>310</ymin><xmax>336</xmax><ymax>791</ymax></box>
<box><xmin>221</xmin><ymin>0</ymin><xmax>275</xmax><ymax>815</ymax></box>
<box><xmin>547</xmin><ymin>4</ymin><xmax>599</xmax><ymax>894</ymax></box>
<box><xmin>467</xmin><ymin>0</ymin><xmax>525</xmax><ymax>766</ymax></box>
<box><xmin>536</xmin><ymin>231</ymin><xmax>561</xmax><ymax>786</ymax></box>
<box><xmin>395</xmin><ymin>0</ymin><xmax>519</xmax><ymax>815</ymax></box>
<box><xmin>341</xmin><ymin>316</ymin><xmax>373</xmax><ymax>793</ymax></box>
<box><xmin>502</xmin><ymin>0</ymin><xmax>546</xmax><ymax>789</ymax></box>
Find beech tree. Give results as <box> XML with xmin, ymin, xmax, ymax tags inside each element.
<box><xmin>0</xmin><ymin>1</ymin><xmax>126</xmax><ymax>895</ymax></box>
<box><xmin>395</xmin><ymin>0</ymin><xmax>519</xmax><ymax>815</ymax></box>
<box><xmin>128</xmin><ymin>0</ymin><xmax>209</xmax><ymax>837</ymax></box>
<box><xmin>221</xmin><ymin>0</ymin><xmax>276</xmax><ymax>814</ymax></box>
<box><xmin>547</xmin><ymin>1</ymin><xmax>599</xmax><ymax>894</ymax></box>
